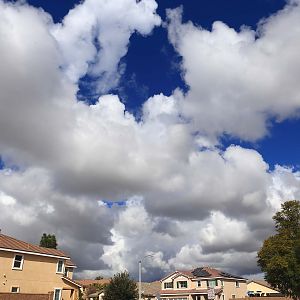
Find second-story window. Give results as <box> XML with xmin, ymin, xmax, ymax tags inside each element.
<box><xmin>207</xmin><ymin>280</ymin><xmax>217</xmax><ymax>288</ymax></box>
<box><xmin>177</xmin><ymin>281</ymin><xmax>188</xmax><ymax>288</ymax></box>
<box><xmin>164</xmin><ymin>282</ymin><xmax>173</xmax><ymax>289</ymax></box>
<box><xmin>235</xmin><ymin>281</ymin><xmax>240</xmax><ymax>288</ymax></box>
<box><xmin>56</xmin><ymin>260</ymin><xmax>64</xmax><ymax>273</ymax></box>
<box><xmin>197</xmin><ymin>280</ymin><xmax>201</xmax><ymax>287</ymax></box>
<box><xmin>12</xmin><ymin>254</ymin><xmax>24</xmax><ymax>270</ymax></box>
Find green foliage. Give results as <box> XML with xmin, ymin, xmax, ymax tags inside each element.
<box><xmin>39</xmin><ymin>233</ymin><xmax>58</xmax><ymax>249</ymax></box>
<box><xmin>95</xmin><ymin>275</ymin><xmax>104</xmax><ymax>280</ymax></box>
<box><xmin>257</xmin><ymin>200</ymin><xmax>300</xmax><ymax>300</ymax></box>
<box><xmin>77</xmin><ymin>289</ymin><xmax>84</xmax><ymax>300</ymax></box>
<box><xmin>102</xmin><ymin>271</ymin><xmax>138</xmax><ymax>300</ymax></box>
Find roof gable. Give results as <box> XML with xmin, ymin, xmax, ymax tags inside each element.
<box><xmin>0</xmin><ymin>233</ymin><xmax>70</xmax><ymax>259</ymax></box>
<box><xmin>248</xmin><ymin>280</ymin><xmax>279</xmax><ymax>291</ymax></box>
<box><xmin>161</xmin><ymin>267</ymin><xmax>245</xmax><ymax>282</ymax></box>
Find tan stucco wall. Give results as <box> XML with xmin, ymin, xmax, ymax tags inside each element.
<box><xmin>222</xmin><ymin>280</ymin><xmax>247</xmax><ymax>300</ymax></box>
<box><xmin>247</xmin><ymin>282</ymin><xmax>279</xmax><ymax>295</ymax></box>
<box><xmin>0</xmin><ymin>250</ymin><xmax>77</xmax><ymax>299</ymax></box>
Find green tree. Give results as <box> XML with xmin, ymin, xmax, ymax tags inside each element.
<box><xmin>95</xmin><ymin>275</ymin><xmax>104</xmax><ymax>280</ymax></box>
<box><xmin>257</xmin><ymin>200</ymin><xmax>300</xmax><ymax>300</ymax></box>
<box><xmin>39</xmin><ymin>233</ymin><xmax>57</xmax><ymax>249</ymax></box>
<box><xmin>102</xmin><ymin>271</ymin><xmax>138</xmax><ymax>300</ymax></box>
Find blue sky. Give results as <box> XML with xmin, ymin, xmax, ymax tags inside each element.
<box><xmin>1</xmin><ymin>0</ymin><xmax>300</xmax><ymax>280</ymax></box>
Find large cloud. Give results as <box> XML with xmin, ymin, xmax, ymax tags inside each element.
<box><xmin>1</xmin><ymin>0</ymin><xmax>300</xmax><ymax>281</ymax></box>
<box><xmin>167</xmin><ymin>0</ymin><xmax>300</xmax><ymax>141</ymax></box>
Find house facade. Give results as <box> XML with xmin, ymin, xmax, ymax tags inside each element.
<box><xmin>160</xmin><ymin>267</ymin><xmax>247</xmax><ymax>300</ymax></box>
<box><xmin>247</xmin><ymin>280</ymin><xmax>280</xmax><ymax>297</ymax></box>
<box><xmin>0</xmin><ymin>233</ymin><xmax>81</xmax><ymax>300</ymax></box>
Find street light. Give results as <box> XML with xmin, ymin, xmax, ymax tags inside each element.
<box><xmin>138</xmin><ymin>254</ymin><xmax>154</xmax><ymax>300</ymax></box>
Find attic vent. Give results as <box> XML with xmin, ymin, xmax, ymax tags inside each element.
<box><xmin>192</xmin><ymin>268</ymin><xmax>211</xmax><ymax>277</ymax></box>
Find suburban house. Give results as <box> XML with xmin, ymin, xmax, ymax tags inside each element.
<box><xmin>75</xmin><ymin>279</ymin><xmax>111</xmax><ymax>300</ymax></box>
<box><xmin>160</xmin><ymin>267</ymin><xmax>247</xmax><ymax>300</ymax></box>
<box><xmin>0</xmin><ymin>232</ymin><xmax>82</xmax><ymax>300</ymax></box>
<box><xmin>247</xmin><ymin>280</ymin><xmax>280</xmax><ymax>297</ymax></box>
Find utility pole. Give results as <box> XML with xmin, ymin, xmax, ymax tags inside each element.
<box><xmin>138</xmin><ymin>254</ymin><xmax>154</xmax><ymax>300</ymax></box>
<box><xmin>138</xmin><ymin>260</ymin><xmax>142</xmax><ymax>300</ymax></box>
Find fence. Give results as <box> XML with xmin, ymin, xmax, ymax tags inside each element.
<box><xmin>0</xmin><ymin>292</ymin><xmax>53</xmax><ymax>300</ymax></box>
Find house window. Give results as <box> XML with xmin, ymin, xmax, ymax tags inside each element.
<box><xmin>12</xmin><ymin>255</ymin><xmax>24</xmax><ymax>270</ymax></box>
<box><xmin>221</xmin><ymin>280</ymin><xmax>224</xmax><ymax>287</ymax></box>
<box><xmin>56</xmin><ymin>260</ymin><xmax>64</xmax><ymax>273</ymax></box>
<box><xmin>164</xmin><ymin>282</ymin><xmax>173</xmax><ymax>289</ymax></box>
<box><xmin>222</xmin><ymin>295</ymin><xmax>225</xmax><ymax>300</ymax></box>
<box><xmin>11</xmin><ymin>287</ymin><xmax>19</xmax><ymax>293</ymax></box>
<box><xmin>53</xmin><ymin>289</ymin><xmax>62</xmax><ymax>300</ymax></box>
<box><xmin>208</xmin><ymin>280</ymin><xmax>217</xmax><ymax>288</ymax></box>
<box><xmin>232</xmin><ymin>295</ymin><xmax>236</xmax><ymax>299</ymax></box>
<box><xmin>64</xmin><ymin>267</ymin><xmax>68</xmax><ymax>277</ymax></box>
<box><xmin>235</xmin><ymin>281</ymin><xmax>240</xmax><ymax>288</ymax></box>
<box><xmin>197</xmin><ymin>280</ymin><xmax>201</xmax><ymax>287</ymax></box>
<box><xmin>177</xmin><ymin>281</ymin><xmax>187</xmax><ymax>288</ymax></box>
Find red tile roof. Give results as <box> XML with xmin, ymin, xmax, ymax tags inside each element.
<box><xmin>141</xmin><ymin>281</ymin><xmax>161</xmax><ymax>296</ymax></box>
<box><xmin>65</xmin><ymin>259</ymin><xmax>77</xmax><ymax>267</ymax></box>
<box><xmin>75</xmin><ymin>279</ymin><xmax>111</xmax><ymax>287</ymax></box>
<box><xmin>0</xmin><ymin>233</ymin><xmax>70</xmax><ymax>259</ymax></box>
<box><xmin>181</xmin><ymin>267</ymin><xmax>245</xmax><ymax>280</ymax></box>
<box><xmin>248</xmin><ymin>280</ymin><xmax>279</xmax><ymax>291</ymax></box>
<box><xmin>161</xmin><ymin>267</ymin><xmax>245</xmax><ymax>282</ymax></box>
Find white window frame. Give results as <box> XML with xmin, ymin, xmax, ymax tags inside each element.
<box><xmin>53</xmin><ymin>288</ymin><xmax>62</xmax><ymax>300</ymax></box>
<box><xmin>12</xmin><ymin>254</ymin><xmax>24</xmax><ymax>270</ymax></box>
<box><xmin>208</xmin><ymin>280</ymin><xmax>216</xmax><ymax>288</ymax></box>
<box><xmin>11</xmin><ymin>286</ymin><xmax>20</xmax><ymax>293</ymax></box>
<box><xmin>164</xmin><ymin>282</ymin><xmax>173</xmax><ymax>289</ymax></box>
<box><xmin>177</xmin><ymin>281</ymin><xmax>188</xmax><ymax>289</ymax></box>
<box><xmin>56</xmin><ymin>260</ymin><xmax>64</xmax><ymax>274</ymax></box>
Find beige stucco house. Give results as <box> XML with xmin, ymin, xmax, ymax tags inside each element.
<box><xmin>160</xmin><ymin>267</ymin><xmax>247</xmax><ymax>300</ymax></box>
<box><xmin>0</xmin><ymin>232</ymin><xmax>82</xmax><ymax>300</ymax></box>
<box><xmin>247</xmin><ymin>280</ymin><xmax>280</xmax><ymax>297</ymax></box>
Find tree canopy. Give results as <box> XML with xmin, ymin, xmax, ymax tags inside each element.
<box><xmin>39</xmin><ymin>233</ymin><xmax>58</xmax><ymax>249</ymax></box>
<box><xmin>257</xmin><ymin>200</ymin><xmax>300</xmax><ymax>300</ymax></box>
<box><xmin>102</xmin><ymin>271</ymin><xmax>138</xmax><ymax>300</ymax></box>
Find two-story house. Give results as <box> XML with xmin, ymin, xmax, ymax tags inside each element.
<box><xmin>0</xmin><ymin>232</ymin><xmax>82</xmax><ymax>300</ymax></box>
<box><xmin>160</xmin><ymin>267</ymin><xmax>247</xmax><ymax>300</ymax></box>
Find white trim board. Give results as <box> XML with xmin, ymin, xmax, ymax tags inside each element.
<box><xmin>0</xmin><ymin>247</ymin><xmax>70</xmax><ymax>260</ymax></box>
